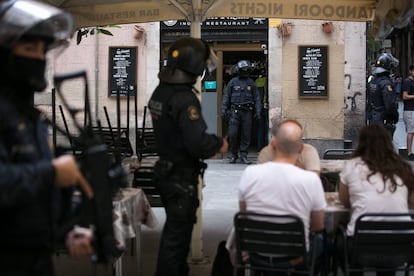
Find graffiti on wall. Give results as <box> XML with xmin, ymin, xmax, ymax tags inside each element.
<box><xmin>344</xmin><ymin>73</ymin><xmax>363</xmax><ymax>112</ymax></box>
<box><xmin>343</xmin><ymin>70</ymin><xmax>366</xmax><ymax>143</ymax></box>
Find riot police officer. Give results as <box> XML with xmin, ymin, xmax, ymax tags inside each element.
<box><xmin>148</xmin><ymin>37</ymin><xmax>228</xmax><ymax>276</ymax></box>
<box><xmin>221</xmin><ymin>60</ymin><xmax>262</xmax><ymax>164</ymax></box>
<box><xmin>0</xmin><ymin>0</ymin><xmax>94</xmax><ymax>274</ymax></box>
<box><xmin>367</xmin><ymin>53</ymin><xmax>399</xmax><ymax>136</ymax></box>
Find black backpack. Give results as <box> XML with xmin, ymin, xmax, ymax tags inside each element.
<box><xmin>211</xmin><ymin>240</ymin><xmax>234</xmax><ymax>276</ymax></box>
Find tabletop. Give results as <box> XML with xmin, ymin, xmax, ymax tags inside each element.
<box><xmin>112</xmin><ymin>187</ymin><xmax>157</xmax><ymax>249</ymax></box>
<box><xmin>324</xmin><ymin>192</ymin><xmax>350</xmax><ymax>235</ymax></box>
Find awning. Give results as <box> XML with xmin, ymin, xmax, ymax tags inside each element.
<box><xmin>42</xmin><ymin>0</ymin><xmax>377</xmax><ymax>28</ymax></box>
<box><xmin>372</xmin><ymin>0</ymin><xmax>413</xmax><ymax>39</ymax></box>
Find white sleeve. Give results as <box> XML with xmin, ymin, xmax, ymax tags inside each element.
<box><xmin>339</xmin><ymin>159</ymin><xmax>352</xmax><ymax>186</ymax></box>
<box><xmin>238</xmin><ymin>167</ymin><xmax>251</xmax><ymax>202</ymax></box>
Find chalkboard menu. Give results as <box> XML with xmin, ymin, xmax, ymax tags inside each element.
<box><xmin>298</xmin><ymin>46</ymin><xmax>328</xmax><ymax>98</ymax></box>
<box><xmin>108</xmin><ymin>46</ymin><xmax>137</xmax><ymax>97</ymax></box>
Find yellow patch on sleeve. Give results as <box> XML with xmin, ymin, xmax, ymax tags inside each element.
<box><xmin>187</xmin><ymin>105</ymin><xmax>200</xmax><ymax>120</ymax></box>
<box><xmin>387</xmin><ymin>85</ymin><xmax>393</xmax><ymax>92</ymax></box>
<box><xmin>172</xmin><ymin>50</ymin><xmax>179</xmax><ymax>58</ymax></box>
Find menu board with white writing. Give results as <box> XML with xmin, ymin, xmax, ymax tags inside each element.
<box><xmin>108</xmin><ymin>47</ymin><xmax>137</xmax><ymax>97</ymax></box>
<box><xmin>298</xmin><ymin>46</ymin><xmax>328</xmax><ymax>98</ymax></box>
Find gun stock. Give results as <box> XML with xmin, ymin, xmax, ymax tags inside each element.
<box><xmin>52</xmin><ymin>70</ymin><xmax>126</xmax><ymax>263</ymax></box>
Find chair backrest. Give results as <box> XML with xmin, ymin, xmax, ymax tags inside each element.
<box><xmin>91</xmin><ymin>127</ymin><xmax>134</xmax><ymax>158</ymax></box>
<box><xmin>351</xmin><ymin>213</ymin><xmax>414</xmax><ymax>268</ymax></box>
<box><xmin>323</xmin><ymin>149</ymin><xmax>354</xmax><ymax>160</ymax></box>
<box><xmin>136</xmin><ymin>127</ymin><xmax>158</xmax><ymax>161</ymax></box>
<box><xmin>233</xmin><ymin>211</ymin><xmax>313</xmax><ymax>274</ymax></box>
<box><xmin>132</xmin><ymin>165</ymin><xmax>163</xmax><ymax>207</ymax></box>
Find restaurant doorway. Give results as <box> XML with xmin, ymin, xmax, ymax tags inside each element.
<box><xmin>220</xmin><ymin>50</ymin><xmax>268</xmax><ymax>152</ymax></box>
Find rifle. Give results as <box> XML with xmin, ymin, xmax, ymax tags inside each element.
<box><xmin>52</xmin><ymin>70</ymin><xmax>127</xmax><ymax>263</ymax></box>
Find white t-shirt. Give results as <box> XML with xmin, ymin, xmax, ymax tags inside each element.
<box><xmin>340</xmin><ymin>157</ymin><xmax>409</xmax><ymax>236</ymax></box>
<box><xmin>238</xmin><ymin>162</ymin><xmax>327</xmax><ymax>249</ymax></box>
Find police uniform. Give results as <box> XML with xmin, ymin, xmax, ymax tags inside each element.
<box><xmin>222</xmin><ymin>76</ymin><xmax>261</xmax><ymax>162</ymax></box>
<box><xmin>0</xmin><ymin>1</ymin><xmax>76</xmax><ymax>274</ymax></box>
<box><xmin>368</xmin><ymin>74</ymin><xmax>398</xmax><ymax>134</ymax></box>
<box><xmin>0</xmin><ymin>92</ymin><xmax>59</xmax><ymax>275</ymax></box>
<box><xmin>149</xmin><ymin>82</ymin><xmax>223</xmax><ymax>276</ymax></box>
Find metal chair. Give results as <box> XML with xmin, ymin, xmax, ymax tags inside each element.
<box><xmin>333</xmin><ymin>213</ymin><xmax>414</xmax><ymax>276</ymax></box>
<box><xmin>233</xmin><ymin>211</ymin><xmax>321</xmax><ymax>276</ymax></box>
<box><xmin>132</xmin><ymin>165</ymin><xmax>163</xmax><ymax>207</ymax></box>
<box><xmin>322</xmin><ymin>149</ymin><xmax>354</xmax><ymax>160</ymax></box>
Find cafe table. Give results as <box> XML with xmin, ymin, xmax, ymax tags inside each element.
<box><xmin>112</xmin><ymin>187</ymin><xmax>157</xmax><ymax>276</ymax></box>
<box><xmin>324</xmin><ymin>192</ymin><xmax>350</xmax><ymax>235</ymax></box>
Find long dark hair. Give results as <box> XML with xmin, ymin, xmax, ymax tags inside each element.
<box><xmin>353</xmin><ymin>124</ymin><xmax>414</xmax><ymax>193</ymax></box>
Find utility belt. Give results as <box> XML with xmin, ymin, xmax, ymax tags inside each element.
<box><xmin>231</xmin><ymin>102</ymin><xmax>254</xmax><ymax>112</ymax></box>
<box><xmin>154</xmin><ymin>159</ymin><xmax>207</xmax><ymax>198</ymax></box>
<box><xmin>154</xmin><ymin>159</ymin><xmax>207</xmax><ymax>179</ymax></box>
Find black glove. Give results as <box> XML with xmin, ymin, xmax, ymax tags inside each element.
<box><xmin>254</xmin><ymin>112</ymin><xmax>261</xmax><ymax>121</ymax></box>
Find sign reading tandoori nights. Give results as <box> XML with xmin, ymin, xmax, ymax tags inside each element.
<box><xmin>218</xmin><ymin>1</ymin><xmax>375</xmax><ymax>22</ymax></box>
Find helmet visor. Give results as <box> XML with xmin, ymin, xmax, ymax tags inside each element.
<box><xmin>391</xmin><ymin>55</ymin><xmax>399</xmax><ymax>69</ymax></box>
<box><xmin>0</xmin><ymin>0</ymin><xmax>74</xmax><ymax>51</ymax></box>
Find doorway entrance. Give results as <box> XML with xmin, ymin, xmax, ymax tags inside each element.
<box><xmin>217</xmin><ymin>49</ymin><xmax>269</xmax><ymax>151</ymax></box>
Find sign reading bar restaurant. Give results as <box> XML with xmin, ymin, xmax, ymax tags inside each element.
<box><xmin>299</xmin><ymin>45</ymin><xmax>328</xmax><ymax>98</ymax></box>
<box><xmin>108</xmin><ymin>46</ymin><xmax>137</xmax><ymax>97</ymax></box>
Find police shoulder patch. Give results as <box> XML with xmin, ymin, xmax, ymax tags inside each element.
<box><xmin>387</xmin><ymin>85</ymin><xmax>393</xmax><ymax>92</ymax></box>
<box><xmin>187</xmin><ymin>105</ymin><xmax>200</xmax><ymax>120</ymax></box>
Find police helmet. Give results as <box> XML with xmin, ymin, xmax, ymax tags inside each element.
<box><xmin>373</xmin><ymin>53</ymin><xmax>399</xmax><ymax>75</ymax></box>
<box><xmin>0</xmin><ymin>0</ymin><xmax>74</xmax><ymax>51</ymax></box>
<box><xmin>236</xmin><ymin>60</ymin><xmax>252</xmax><ymax>78</ymax></box>
<box><xmin>159</xmin><ymin>37</ymin><xmax>217</xmax><ymax>84</ymax></box>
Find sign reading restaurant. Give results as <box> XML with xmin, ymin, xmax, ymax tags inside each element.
<box><xmin>161</xmin><ymin>17</ymin><xmax>268</xmax><ymax>30</ymax></box>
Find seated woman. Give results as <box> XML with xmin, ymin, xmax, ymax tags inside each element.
<box><xmin>337</xmin><ymin>124</ymin><xmax>414</xmax><ymax>275</ymax></box>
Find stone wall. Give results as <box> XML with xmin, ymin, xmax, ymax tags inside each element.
<box><xmin>268</xmin><ymin>20</ymin><xmax>366</xmax><ymax>153</ymax></box>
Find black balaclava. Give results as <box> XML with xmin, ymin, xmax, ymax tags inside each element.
<box><xmin>0</xmin><ymin>45</ymin><xmax>47</xmax><ymax>107</ymax></box>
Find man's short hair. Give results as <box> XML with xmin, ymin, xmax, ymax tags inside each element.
<box><xmin>409</xmin><ymin>64</ymin><xmax>414</xmax><ymax>71</ymax></box>
<box><xmin>275</xmin><ymin>120</ymin><xmax>303</xmax><ymax>155</ymax></box>
<box><xmin>271</xmin><ymin>119</ymin><xmax>302</xmax><ymax>136</ymax></box>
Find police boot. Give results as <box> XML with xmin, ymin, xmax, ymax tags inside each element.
<box><xmin>230</xmin><ymin>156</ymin><xmax>238</xmax><ymax>164</ymax></box>
<box><xmin>240</xmin><ymin>156</ymin><xmax>251</xmax><ymax>165</ymax></box>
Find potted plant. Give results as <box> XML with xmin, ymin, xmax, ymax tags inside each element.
<box><xmin>322</xmin><ymin>22</ymin><xmax>334</xmax><ymax>33</ymax></box>
<box><xmin>278</xmin><ymin>22</ymin><xmax>292</xmax><ymax>36</ymax></box>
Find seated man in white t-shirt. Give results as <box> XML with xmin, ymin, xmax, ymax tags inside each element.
<box><xmin>257</xmin><ymin>122</ymin><xmax>320</xmax><ymax>175</ymax></box>
<box><xmin>238</xmin><ymin>119</ymin><xmax>326</xmax><ymax>273</ymax></box>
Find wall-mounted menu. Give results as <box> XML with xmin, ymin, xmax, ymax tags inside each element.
<box><xmin>108</xmin><ymin>46</ymin><xmax>137</xmax><ymax>97</ymax></box>
<box><xmin>298</xmin><ymin>46</ymin><xmax>328</xmax><ymax>98</ymax></box>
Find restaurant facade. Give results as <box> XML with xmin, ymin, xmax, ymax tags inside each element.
<box><xmin>44</xmin><ymin>18</ymin><xmax>367</xmax><ymax>155</ymax></box>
